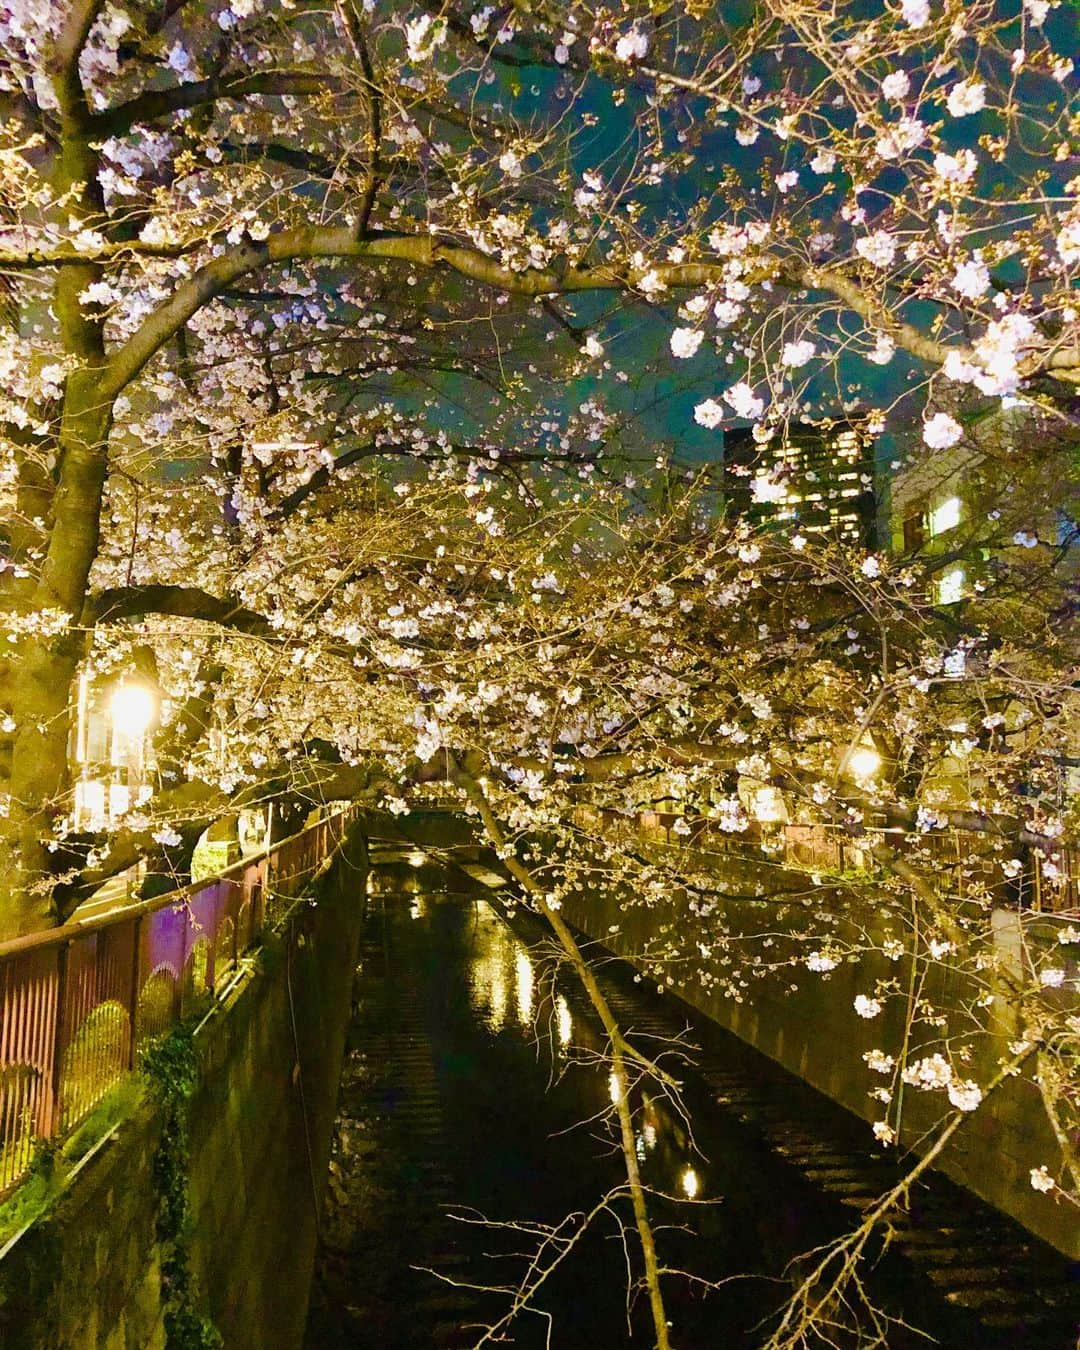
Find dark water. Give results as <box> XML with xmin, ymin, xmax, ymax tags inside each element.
<box><xmin>304</xmin><ymin>869</ymin><xmax>1080</xmax><ymax>1349</ymax></box>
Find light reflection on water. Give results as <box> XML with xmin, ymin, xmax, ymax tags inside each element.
<box><xmin>515</xmin><ymin>949</ymin><xmax>534</xmax><ymax>1025</ymax></box>
<box><xmin>555</xmin><ymin>994</ymin><xmax>572</xmax><ymax>1047</ymax></box>
<box><xmin>465</xmin><ymin>894</ymin><xmax>705</xmax><ymax>1204</ymax></box>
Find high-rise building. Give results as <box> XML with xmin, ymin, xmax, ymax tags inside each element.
<box><xmin>723</xmin><ymin>420</ymin><xmax>877</xmax><ymax>547</ymax></box>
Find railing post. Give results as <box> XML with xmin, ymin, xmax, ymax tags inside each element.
<box><xmin>254</xmin><ymin>862</ymin><xmax>265</xmax><ymax>937</ymax></box>
<box><xmin>48</xmin><ymin>941</ymin><xmax>70</xmax><ymax>1138</ymax></box>
<box><xmin>127</xmin><ymin>916</ymin><xmax>143</xmax><ymax>1067</ymax></box>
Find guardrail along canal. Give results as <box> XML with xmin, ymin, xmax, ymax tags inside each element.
<box><xmin>305</xmin><ymin>861</ymin><xmax>1080</xmax><ymax>1349</ymax></box>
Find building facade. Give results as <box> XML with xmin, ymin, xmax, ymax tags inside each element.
<box><xmin>723</xmin><ymin>420</ymin><xmax>877</xmax><ymax>547</ymax></box>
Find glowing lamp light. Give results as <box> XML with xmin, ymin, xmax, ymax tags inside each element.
<box><xmin>846</xmin><ymin>744</ymin><xmax>881</xmax><ymax>782</ymax></box>
<box><xmin>111</xmin><ymin>682</ymin><xmax>157</xmax><ymax>739</ymax></box>
<box><xmin>406</xmin><ymin>849</ymin><xmax>427</xmax><ymax>868</ymax></box>
<box><xmin>681</xmin><ymin>1166</ymin><xmax>700</xmax><ymax>1200</ymax></box>
<box><xmin>108</xmin><ymin>782</ymin><xmax>130</xmax><ymax>819</ymax></box>
<box><xmin>751</xmin><ymin>784</ymin><xmax>785</xmax><ymax>823</ymax></box>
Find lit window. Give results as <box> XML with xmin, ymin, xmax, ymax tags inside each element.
<box><xmin>936</xmin><ymin>565</ymin><xmax>965</xmax><ymax>605</ymax></box>
<box><xmin>929</xmin><ymin>496</ymin><xmax>961</xmax><ymax>537</ymax></box>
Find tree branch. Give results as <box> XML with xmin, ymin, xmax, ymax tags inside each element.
<box><xmin>7</xmin><ymin>226</ymin><xmax>1069</xmax><ymax>401</ymax></box>
<box><xmin>91</xmin><ymin>69</ymin><xmax>341</xmax><ymax>137</ymax></box>
<box><xmin>91</xmin><ymin>583</ymin><xmax>274</xmax><ymax>635</ymax></box>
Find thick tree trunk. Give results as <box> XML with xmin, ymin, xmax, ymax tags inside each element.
<box><xmin>1</xmin><ymin>372</ymin><xmax>112</xmax><ymax>935</ymax></box>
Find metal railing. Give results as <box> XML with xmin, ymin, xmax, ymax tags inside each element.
<box><xmin>598</xmin><ymin>808</ymin><xmax>1079</xmax><ymax>914</ymax></box>
<box><xmin>0</xmin><ymin>803</ymin><xmax>360</xmax><ymax>1197</ymax></box>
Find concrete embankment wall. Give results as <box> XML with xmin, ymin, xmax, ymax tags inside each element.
<box><xmin>0</xmin><ymin>829</ymin><xmax>368</xmax><ymax>1350</ymax></box>
<box><xmin>561</xmin><ymin>866</ymin><xmax>1078</xmax><ymax>1261</ymax></box>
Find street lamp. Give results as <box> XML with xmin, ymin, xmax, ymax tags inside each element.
<box><xmin>109</xmin><ymin>679</ymin><xmax>159</xmax><ymax>820</ymax></box>
<box><xmin>846</xmin><ymin>743</ymin><xmax>881</xmax><ymax>783</ymax></box>
<box><xmin>110</xmin><ymin>682</ymin><xmax>157</xmax><ymax>740</ymax></box>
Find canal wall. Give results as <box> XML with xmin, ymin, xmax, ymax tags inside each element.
<box><xmin>561</xmin><ymin>870</ymin><xmax>1079</xmax><ymax>1262</ymax></box>
<box><xmin>0</xmin><ymin>829</ymin><xmax>368</xmax><ymax>1350</ymax></box>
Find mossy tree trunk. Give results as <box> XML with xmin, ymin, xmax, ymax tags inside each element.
<box><xmin>0</xmin><ymin>7</ymin><xmax>111</xmax><ymax>933</ymax></box>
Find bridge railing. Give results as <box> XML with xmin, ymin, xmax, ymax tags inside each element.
<box><xmin>0</xmin><ymin>803</ymin><xmax>361</xmax><ymax>1198</ymax></box>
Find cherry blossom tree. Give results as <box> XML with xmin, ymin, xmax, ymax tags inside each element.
<box><xmin>88</xmin><ymin>434</ymin><xmax>1078</xmax><ymax>1342</ymax></box>
<box><xmin>0</xmin><ymin>5</ymin><xmax>1077</xmax><ymax>1336</ymax></box>
<box><xmin>1</xmin><ymin>0</ymin><xmax>1076</xmax><ymax>929</ymax></box>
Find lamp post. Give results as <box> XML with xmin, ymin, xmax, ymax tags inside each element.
<box><xmin>72</xmin><ymin>672</ymin><xmax>159</xmax><ymax>829</ymax></box>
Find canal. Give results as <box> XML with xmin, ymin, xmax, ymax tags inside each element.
<box><xmin>304</xmin><ymin>861</ymin><xmax>1080</xmax><ymax>1348</ymax></box>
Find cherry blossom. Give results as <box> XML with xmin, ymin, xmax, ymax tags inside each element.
<box><xmin>855</xmin><ymin>231</ymin><xmax>898</xmax><ymax>268</ymax></box>
<box><xmin>670</xmin><ymin>329</ymin><xmax>704</xmax><ymax>359</ymax></box>
<box><xmin>922</xmin><ymin>412</ymin><xmax>963</xmax><ymax>449</ymax></box>
<box><xmin>723</xmin><ymin>383</ymin><xmax>765</xmax><ymax>421</ymax></box>
<box><xmin>946</xmin><ymin>80</ymin><xmax>987</xmax><ymax>117</ymax></box>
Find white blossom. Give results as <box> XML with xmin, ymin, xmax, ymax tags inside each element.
<box><xmin>752</xmin><ymin>472</ymin><xmax>787</xmax><ymax>504</ymax></box>
<box><xmin>693</xmin><ymin>398</ymin><xmax>724</xmax><ymax>429</ymax></box>
<box><xmin>947</xmin><ymin>1079</ymin><xmax>983</xmax><ymax>1111</ymax></box>
<box><xmin>873</xmin><ymin>1120</ymin><xmax>896</xmax><ymax>1145</ymax></box>
<box><xmin>406</xmin><ymin>13</ymin><xmax>446</xmax><ymax>61</ymax></box>
<box><xmin>1030</xmin><ymin>1166</ymin><xmax>1056</xmax><ymax>1192</ymax></box>
<box><xmin>855</xmin><ymin>230</ymin><xmax>897</xmax><ymax>268</ymax></box>
<box><xmin>498</xmin><ymin>148</ymin><xmax>523</xmax><ymax>179</ymax></box>
<box><xmin>1057</xmin><ymin>215</ymin><xmax>1080</xmax><ymax>267</ymax></box>
<box><xmin>868</xmin><ymin>333</ymin><xmax>896</xmax><ymax>365</ymax></box>
<box><xmin>670</xmin><ymin>328</ymin><xmax>704</xmax><ymax>359</ymax></box>
<box><xmin>952</xmin><ymin>256</ymin><xmax>990</xmax><ymax>299</ymax></box>
<box><xmin>876</xmin><ymin>116</ymin><xmax>926</xmax><ymax>160</ymax></box>
<box><xmin>854</xmin><ymin>993</ymin><xmax>882</xmax><ymax>1018</ymax></box>
<box><xmin>881</xmin><ymin>70</ymin><xmax>911</xmax><ymax>100</ymax></box>
<box><xmin>934</xmin><ymin>148</ymin><xmax>977</xmax><ymax>184</ymax></box>
<box><xmin>947</xmin><ymin>80</ymin><xmax>986</xmax><ymax>118</ymax></box>
<box><xmin>723</xmin><ymin>382</ymin><xmax>765</xmax><ymax>421</ymax></box>
<box><xmin>781</xmin><ymin>339</ymin><xmax>816</xmax><ymax>368</ymax></box>
<box><xmin>614</xmin><ymin>28</ymin><xmax>649</xmax><ymax>62</ymax></box>
<box><xmin>901</xmin><ymin>1053</ymin><xmax>953</xmax><ymax>1089</ymax></box>
<box><xmin>637</xmin><ymin>269</ymin><xmax>667</xmax><ymax>297</ymax></box>
<box><xmin>922</xmin><ymin>412</ymin><xmax>962</xmax><ymax>448</ymax></box>
<box><xmin>901</xmin><ymin>0</ymin><xmax>930</xmax><ymax>27</ymax></box>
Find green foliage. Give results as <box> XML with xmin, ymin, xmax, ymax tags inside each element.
<box><xmin>140</xmin><ymin>1025</ymin><xmax>221</xmax><ymax>1350</ymax></box>
<box><xmin>0</xmin><ymin>1145</ymin><xmax>59</xmax><ymax>1248</ymax></box>
<box><xmin>62</xmin><ymin>1077</ymin><xmax>143</xmax><ymax>1165</ymax></box>
<box><xmin>140</xmin><ymin>1025</ymin><xmax>200</xmax><ymax>1108</ymax></box>
<box><xmin>0</xmin><ymin>1078</ymin><xmax>144</xmax><ymax>1248</ymax></box>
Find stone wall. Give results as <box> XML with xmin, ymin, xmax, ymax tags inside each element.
<box><xmin>0</xmin><ymin>829</ymin><xmax>368</xmax><ymax>1350</ymax></box>
<box><xmin>561</xmin><ymin>866</ymin><xmax>1079</xmax><ymax>1262</ymax></box>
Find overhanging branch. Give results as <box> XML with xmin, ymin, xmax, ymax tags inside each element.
<box><xmin>91</xmin><ymin>583</ymin><xmax>274</xmax><ymax>635</ymax></box>
<box><xmin>92</xmin><ymin>69</ymin><xmax>341</xmax><ymax>137</ymax></box>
